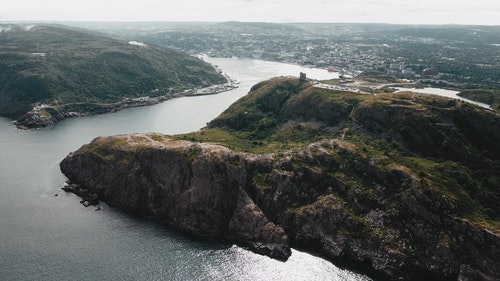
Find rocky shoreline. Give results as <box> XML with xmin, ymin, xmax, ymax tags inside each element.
<box><xmin>60</xmin><ymin>134</ymin><xmax>500</xmax><ymax>281</ymax></box>
<box><xmin>60</xmin><ymin>135</ymin><xmax>291</xmax><ymax>261</ymax></box>
<box><xmin>14</xmin><ymin>82</ymin><xmax>237</xmax><ymax>130</ymax></box>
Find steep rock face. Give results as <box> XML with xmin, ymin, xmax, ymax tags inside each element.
<box><xmin>352</xmin><ymin>95</ymin><xmax>500</xmax><ymax>162</ymax></box>
<box><xmin>59</xmin><ymin>76</ymin><xmax>500</xmax><ymax>280</ymax></box>
<box><xmin>279</xmin><ymin>181</ymin><xmax>498</xmax><ymax>281</ymax></box>
<box><xmin>243</xmin><ymin>140</ymin><xmax>500</xmax><ymax>281</ymax></box>
<box><xmin>61</xmin><ymin>133</ymin><xmax>500</xmax><ymax>281</ymax></box>
<box><xmin>60</xmin><ymin>134</ymin><xmax>290</xmax><ymax>260</ymax></box>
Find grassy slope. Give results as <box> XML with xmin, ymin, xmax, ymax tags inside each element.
<box><xmin>0</xmin><ymin>24</ymin><xmax>225</xmax><ymax>118</ymax></box>
<box><xmin>176</xmin><ymin>77</ymin><xmax>500</xmax><ymax>233</ymax></box>
<box><xmin>458</xmin><ymin>89</ymin><xmax>500</xmax><ymax>111</ymax></box>
<box><xmin>66</xmin><ymin>76</ymin><xmax>499</xmax><ymax>278</ymax></box>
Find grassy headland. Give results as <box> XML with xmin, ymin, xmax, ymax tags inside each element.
<box><xmin>64</xmin><ymin>75</ymin><xmax>500</xmax><ymax>279</ymax></box>
<box><xmin>176</xmin><ymin>76</ymin><xmax>500</xmax><ymax>234</ymax></box>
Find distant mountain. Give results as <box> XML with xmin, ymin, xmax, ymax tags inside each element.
<box><xmin>61</xmin><ymin>76</ymin><xmax>500</xmax><ymax>280</ymax></box>
<box><xmin>0</xmin><ymin>24</ymin><xmax>226</xmax><ymax>128</ymax></box>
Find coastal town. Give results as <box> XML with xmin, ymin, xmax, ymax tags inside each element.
<box><xmin>127</xmin><ymin>22</ymin><xmax>499</xmax><ymax>89</ymax></box>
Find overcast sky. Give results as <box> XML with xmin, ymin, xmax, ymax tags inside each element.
<box><xmin>1</xmin><ymin>0</ymin><xmax>499</xmax><ymax>25</ymax></box>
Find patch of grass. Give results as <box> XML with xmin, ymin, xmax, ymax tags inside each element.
<box><xmin>458</xmin><ymin>89</ymin><xmax>500</xmax><ymax>111</ymax></box>
<box><xmin>37</xmin><ymin>109</ymin><xmax>52</xmax><ymax>120</ymax></box>
<box><xmin>175</xmin><ymin>128</ymin><xmax>259</xmax><ymax>152</ymax></box>
<box><xmin>466</xmin><ymin>217</ymin><xmax>500</xmax><ymax>235</ymax></box>
<box><xmin>150</xmin><ymin>134</ymin><xmax>165</xmax><ymax>142</ymax></box>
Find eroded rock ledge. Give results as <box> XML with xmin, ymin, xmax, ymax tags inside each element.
<box><xmin>60</xmin><ymin>133</ymin><xmax>500</xmax><ymax>281</ymax></box>
<box><xmin>59</xmin><ymin>133</ymin><xmax>290</xmax><ymax>260</ymax></box>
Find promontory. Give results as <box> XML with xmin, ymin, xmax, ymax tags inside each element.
<box><xmin>61</xmin><ymin>77</ymin><xmax>500</xmax><ymax>281</ymax></box>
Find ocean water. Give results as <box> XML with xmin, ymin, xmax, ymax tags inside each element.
<box><xmin>0</xmin><ymin>58</ymin><xmax>374</xmax><ymax>280</ymax></box>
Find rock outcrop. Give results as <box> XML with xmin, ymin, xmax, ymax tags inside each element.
<box><xmin>60</xmin><ymin>134</ymin><xmax>290</xmax><ymax>260</ymax></box>
<box><xmin>60</xmin><ymin>133</ymin><xmax>500</xmax><ymax>281</ymax></box>
<box><xmin>60</xmin><ymin>77</ymin><xmax>500</xmax><ymax>280</ymax></box>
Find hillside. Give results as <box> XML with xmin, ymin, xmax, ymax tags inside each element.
<box><xmin>0</xmin><ymin>24</ymin><xmax>226</xmax><ymax>128</ymax></box>
<box><xmin>61</xmin><ymin>77</ymin><xmax>500</xmax><ymax>280</ymax></box>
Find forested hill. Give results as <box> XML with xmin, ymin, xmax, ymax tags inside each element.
<box><xmin>0</xmin><ymin>24</ymin><xmax>225</xmax><ymax>127</ymax></box>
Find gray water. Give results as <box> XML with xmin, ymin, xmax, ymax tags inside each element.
<box><xmin>0</xmin><ymin>57</ymin><xmax>374</xmax><ymax>280</ymax></box>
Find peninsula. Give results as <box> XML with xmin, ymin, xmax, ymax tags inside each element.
<box><xmin>61</xmin><ymin>77</ymin><xmax>500</xmax><ymax>280</ymax></box>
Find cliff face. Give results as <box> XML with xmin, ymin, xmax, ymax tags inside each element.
<box><xmin>60</xmin><ymin>134</ymin><xmax>290</xmax><ymax>260</ymax></box>
<box><xmin>61</xmin><ymin>134</ymin><xmax>500</xmax><ymax>281</ymax></box>
<box><xmin>61</xmin><ymin>77</ymin><xmax>500</xmax><ymax>281</ymax></box>
<box><xmin>247</xmin><ymin>141</ymin><xmax>500</xmax><ymax>281</ymax></box>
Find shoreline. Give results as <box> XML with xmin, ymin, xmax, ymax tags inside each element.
<box><xmin>13</xmin><ymin>81</ymin><xmax>238</xmax><ymax>130</ymax></box>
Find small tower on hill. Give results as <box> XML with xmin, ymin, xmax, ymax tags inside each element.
<box><xmin>299</xmin><ymin>72</ymin><xmax>307</xmax><ymax>82</ymax></box>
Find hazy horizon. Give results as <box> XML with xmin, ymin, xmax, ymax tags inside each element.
<box><xmin>1</xmin><ymin>0</ymin><xmax>499</xmax><ymax>26</ymax></box>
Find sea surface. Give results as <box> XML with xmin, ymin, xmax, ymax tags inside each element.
<box><xmin>0</xmin><ymin>57</ymin><xmax>375</xmax><ymax>281</ymax></box>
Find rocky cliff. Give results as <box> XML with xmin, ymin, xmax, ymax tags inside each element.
<box><xmin>61</xmin><ymin>77</ymin><xmax>500</xmax><ymax>280</ymax></box>
<box><xmin>60</xmin><ymin>133</ymin><xmax>500</xmax><ymax>281</ymax></box>
<box><xmin>60</xmin><ymin>134</ymin><xmax>290</xmax><ymax>260</ymax></box>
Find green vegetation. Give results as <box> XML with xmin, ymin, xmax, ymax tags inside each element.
<box><xmin>0</xmin><ymin>24</ymin><xmax>225</xmax><ymax>120</ymax></box>
<box><xmin>108</xmin><ymin>22</ymin><xmax>500</xmax><ymax>90</ymax></box>
<box><xmin>176</xmin><ymin>76</ymin><xmax>500</xmax><ymax>234</ymax></box>
<box><xmin>66</xmin><ymin>76</ymin><xmax>499</xmax><ymax>278</ymax></box>
<box><xmin>458</xmin><ymin>89</ymin><xmax>500</xmax><ymax>111</ymax></box>
<box><xmin>178</xmin><ymin>77</ymin><xmax>367</xmax><ymax>152</ymax></box>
